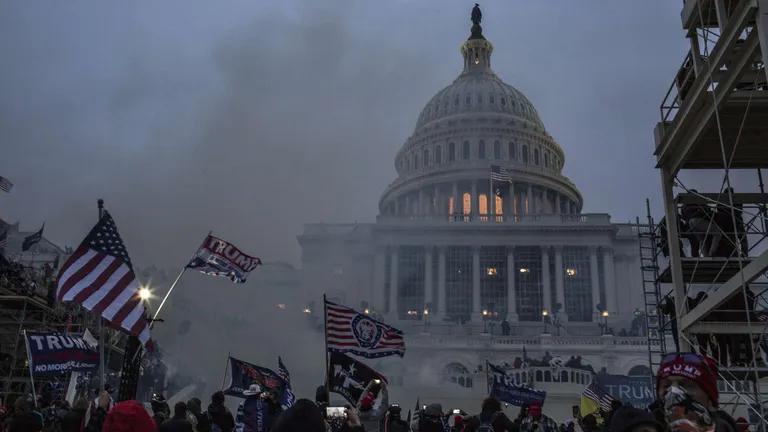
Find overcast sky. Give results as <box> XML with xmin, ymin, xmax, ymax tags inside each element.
<box><xmin>1</xmin><ymin>0</ymin><xmax>689</xmax><ymax>269</ymax></box>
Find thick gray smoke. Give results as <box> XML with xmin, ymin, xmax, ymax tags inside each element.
<box><xmin>2</xmin><ymin>0</ymin><xmax>691</xmax><ymax>402</ymax></box>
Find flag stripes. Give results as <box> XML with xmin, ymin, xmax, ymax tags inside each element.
<box><xmin>490</xmin><ymin>165</ymin><xmax>512</xmax><ymax>182</ymax></box>
<box><xmin>56</xmin><ymin>212</ymin><xmax>149</xmax><ymax>345</ymax></box>
<box><xmin>582</xmin><ymin>381</ymin><xmax>614</xmax><ymax>412</ymax></box>
<box><xmin>325</xmin><ymin>299</ymin><xmax>405</xmax><ymax>358</ymax></box>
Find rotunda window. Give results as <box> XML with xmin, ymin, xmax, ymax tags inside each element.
<box><xmin>493</xmin><ymin>141</ymin><xmax>501</xmax><ymax>159</ymax></box>
<box><xmin>495</xmin><ymin>195</ymin><xmax>503</xmax><ymax>215</ymax></box>
<box><xmin>479</xmin><ymin>194</ymin><xmax>488</xmax><ymax>215</ymax></box>
<box><xmin>489</xmin><ymin>94</ymin><xmax>495</xmax><ymax>104</ymax></box>
<box><xmin>462</xmin><ymin>193</ymin><xmax>472</xmax><ymax>215</ymax></box>
<box><xmin>477</xmin><ymin>94</ymin><xmax>483</xmax><ymax>104</ymax></box>
<box><xmin>508</xmin><ymin>142</ymin><xmax>517</xmax><ymax>160</ymax></box>
<box><xmin>534</xmin><ymin>148</ymin><xmax>540</xmax><ymax>165</ymax></box>
<box><xmin>465</xmin><ymin>95</ymin><xmax>471</xmax><ymax>105</ymax></box>
<box><xmin>544</xmin><ymin>152</ymin><xmax>550</xmax><ymax>168</ymax></box>
<box><xmin>501</xmin><ymin>97</ymin><xmax>506</xmax><ymax>106</ymax></box>
<box><xmin>478</xmin><ymin>140</ymin><xmax>486</xmax><ymax>159</ymax></box>
<box><xmin>462</xmin><ymin>141</ymin><xmax>470</xmax><ymax>160</ymax></box>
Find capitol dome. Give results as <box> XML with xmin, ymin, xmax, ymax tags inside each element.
<box><xmin>379</xmin><ymin>18</ymin><xmax>582</xmax><ymax>220</ymax></box>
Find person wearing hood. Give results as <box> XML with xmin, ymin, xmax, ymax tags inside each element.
<box><xmin>607</xmin><ymin>407</ymin><xmax>661</xmax><ymax>432</ymax></box>
<box><xmin>207</xmin><ymin>391</ymin><xmax>235</xmax><ymax>432</ymax></box>
<box><xmin>159</xmin><ymin>402</ymin><xmax>194</xmax><ymax>432</ymax></box>
<box><xmin>655</xmin><ymin>353</ymin><xmax>738</xmax><ymax>432</ymax></box>
<box><xmin>235</xmin><ymin>384</ymin><xmax>282</xmax><ymax>432</ymax></box>
<box><xmin>187</xmin><ymin>397</ymin><xmax>211</xmax><ymax>432</ymax></box>
<box><xmin>518</xmin><ymin>402</ymin><xmax>558</xmax><ymax>432</ymax></box>
<box><xmin>418</xmin><ymin>403</ymin><xmax>448</xmax><ymax>432</ymax></box>
<box><xmin>464</xmin><ymin>397</ymin><xmax>517</xmax><ymax>432</ymax></box>
<box><xmin>6</xmin><ymin>396</ymin><xmax>43</xmax><ymax>432</ymax></box>
<box><xmin>151</xmin><ymin>393</ymin><xmax>171</xmax><ymax>428</ymax></box>
<box><xmin>102</xmin><ymin>400</ymin><xmax>157</xmax><ymax>432</ymax></box>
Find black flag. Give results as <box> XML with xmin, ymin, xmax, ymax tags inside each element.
<box><xmin>327</xmin><ymin>352</ymin><xmax>387</xmax><ymax>405</ymax></box>
<box><xmin>22</xmin><ymin>223</ymin><xmax>44</xmax><ymax>251</ymax></box>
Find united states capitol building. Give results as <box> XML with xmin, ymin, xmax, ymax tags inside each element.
<box><xmin>298</xmin><ymin>10</ymin><xmax>649</xmax><ymax>418</ymax></box>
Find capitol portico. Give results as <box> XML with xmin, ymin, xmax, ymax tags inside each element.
<box><xmin>297</xmin><ymin>7</ymin><xmax>649</xmax><ymax>417</ymax></box>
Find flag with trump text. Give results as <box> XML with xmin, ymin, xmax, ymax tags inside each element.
<box><xmin>186</xmin><ymin>234</ymin><xmax>261</xmax><ymax>283</ymax></box>
<box><xmin>56</xmin><ymin>211</ymin><xmax>150</xmax><ymax>345</ymax></box>
<box><xmin>325</xmin><ymin>299</ymin><xmax>405</xmax><ymax>358</ymax></box>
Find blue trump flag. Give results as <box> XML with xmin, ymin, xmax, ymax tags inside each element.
<box><xmin>24</xmin><ymin>331</ymin><xmax>99</xmax><ymax>375</ymax></box>
<box><xmin>594</xmin><ymin>374</ymin><xmax>654</xmax><ymax>409</ymax></box>
<box><xmin>224</xmin><ymin>356</ymin><xmax>285</xmax><ymax>398</ymax></box>
<box><xmin>487</xmin><ymin>362</ymin><xmax>546</xmax><ymax>407</ymax></box>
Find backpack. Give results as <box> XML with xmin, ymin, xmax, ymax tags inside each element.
<box><xmin>476</xmin><ymin>412</ymin><xmax>501</xmax><ymax>432</ymax></box>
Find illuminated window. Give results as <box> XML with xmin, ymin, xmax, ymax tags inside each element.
<box><xmin>566</xmin><ymin>268</ymin><xmax>577</xmax><ymax>277</ymax></box>
<box><xmin>448</xmin><ymin>196</ymin><xmax>455</xmax><ymax>215</ymax></box>
<box><xmin>495</xmin><ymin>195</ymin><xmax>503</xmax><ymax>214</ymax></box>
<box><xmin>478</xmin><ymin>140</ymin><xmax>486</xmax><ymax>159</ymax></box>
<box><xmin>462</xmin><ymin>192</ymin><xmax>472</xmax><ymax>215</ymax></box>
<box><xmin>479</xmin><ymin>194</ymin><xmax>488</xmax><ymax>215</ymax></box>
<box><xmin>449</xmin><ymin>142</ymin><xmax>456</xmax><ymax>161</ymax></box>
<box><xmin>493</xmin><ymin>141</ymin><xmax>501</xmax><ymax>159</ymax></box>
<box><xmin>486</xmin><ymin>267</ymin><xmax>498</xmax><ymax>276</ymax></box>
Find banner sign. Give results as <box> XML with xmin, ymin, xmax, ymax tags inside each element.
<box><xmin>224</xmin><ymin>356</ymin><xmax>286</xmax><ymax>399</ymax></box>
<box><xmin>594</xmin><ymin>374</ymin><xmax>654</xmax><ymax>409</ymax></box>
<box><xmin>487</xmin><ymin>362</ymin><xmax>546</xmax><ymax>407</ymax></box>
<box><xmin>24</xmin><ymin>332</ymin><xmax>99</xmax><ymax>375</ymax></box>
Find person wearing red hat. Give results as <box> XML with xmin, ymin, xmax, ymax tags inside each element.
<box><xmin>102</xmin><ymin>400</ymin><xmax>157</xmax><ymax>432</ymax></box>
<box><xmin>655</xmin><ymin>353</ymin><xmax>738</xmax><ymax>432</ymax></box>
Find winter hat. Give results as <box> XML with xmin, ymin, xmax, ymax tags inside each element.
<box><xmin>359</xmin><ymin>392</ymin><xmax>376</xmax><ymax>411</ymax></box>
<box><xmin>243</xmin><ymin>384</ymin><xmax>262</xmax><ymax>396</ymax></box>
<box><xmin>656</xmin><ymin>353</ymin><xmax>718</xmax><ymax>406</ymax></box>
<box><xmin>607</xmin><ymin>406</ymin><xmax>662</xmax><ymax>432</ymax></box>
<box><xmin>103</xmin><ymin>400</ymin><xmax>156</xmax><ymax>432</ymax></box>
<box><xmin>528</xmin><ymin>402</ymin><xmax>542</xmax><ymax>418</ymax></box>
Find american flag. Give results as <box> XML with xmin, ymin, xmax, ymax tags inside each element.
<box><xmin>56</xmin><ymin>211</ymin><xmax>149</xmax><ymax>344</ymax></box>
<box><xmin>325</xmin><ymin>299</ymin><xmax>406</xmax><ymax>358</ymax></box>
<box><xmin>0</xmin><ymin>176</ymin><xmax>12</xmax><ymax>193</ymax></box>
<box><xmin>582</xmin><ymin>381</ymin><xmax>614</xmax><ymax>411</ymax></box>
<box><xmin>490</xmin><ymin>165</ymin><xmax>511</xmax><ymax>182</ymax></box>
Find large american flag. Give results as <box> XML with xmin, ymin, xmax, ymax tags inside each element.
<box><xmin>582</xmin><ymin>381</ymin><xmax>615</xmax><ymax>411</ymax></box>
<box><xmin>490</xmin><ymin>165</ymin><xmax>512</xmax><ymax>182</ymax></box>
<box><xmin>56</xmin><ymin>212</ymin><xmax>149</xmax><ymax>344</ymax></box>
<box><xmin>325</xmin><ymin>299</ymin><xmax>405</xmax><ymax>358</ymax></box>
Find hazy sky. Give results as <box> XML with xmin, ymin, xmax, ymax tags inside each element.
<box><xmin>1</xmin><ymin>0</ymin><xmax>689</xmax><ymax>269</ymax></box>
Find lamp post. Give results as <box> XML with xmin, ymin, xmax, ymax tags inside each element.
<box><xmin>601</xmin><ymin>310</ymin><xmax>610</xmax><ymax>335</ymax></box>
<box><xmin>542</xmin><ymin>309</ymin><xmax>550</xmax><ymax>334</ymax></box>
<box><xmin>422</xmin><ymin>308</ymin><xmax>430</xmax><ymax>333</ymax></box>
<box><xmin>482</xmin><ymin>309</ymin><xmax>489</xmax><ymax>334</ymax></box>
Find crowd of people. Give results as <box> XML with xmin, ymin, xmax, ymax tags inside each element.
<box><xmin>0</xmin><ymin>352</ymin><xmax>760</xmax><ymax>432</ymax></box>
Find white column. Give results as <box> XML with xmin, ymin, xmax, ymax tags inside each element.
<box><xmin>472</xmin><ymin>246</ymin><xmax>481</xmax><ymax>320</ymax></box>
<box><xmin>471</xmin><ymin>181</ymin><xmax>478</xmax><ymax>219</ymax></box>
<box><xmin>424</xmin><ymin>247</ymin><xmax>433</xmax><ymax>308</ymax></box>
<box><xmin>555</xmin><ymin>193</ymin><xmax>561</xmax><ymax>215</ymax></box>
<box><xmin>554</xmin><ymin>246</ymin><xmax>568</xmax><ymax>321</ymax></box>
<box><xmin>373</xmin><ymin>248</ymin><xmax>386</xmax><ymax>312</ymax></box>
<box><xmin>507</xmin><ymin>247</ymin><xmax>518</xmax><ymax>321</ymax></box>
<box><xmin>527</xmin><ymin>183</ymin><xmax>533</xmax><ymax>215</ymax></box>
<box><xmin>541</xmin><ymin>247</ymin><xmax>552</xmax><ymax>317</ymax></box>
<box><xmin>452</xmin><ymin>182</ymin><xmax>459</xmax><ymax>218</ymax></box>
<box><xmin>603</xmin><ymin>248</ymin><xmax>617</xmax><ymax>314</ymax></box>
<box><xmin>437</xmin><ymin>247</ymin><xmax>447</xmax><ymax>320</ymax></box>
<box><xmin>389</xmin><ymin>247</ymin><xmax>399</xmax><ymax>319</ymax></box>
<box><xmin>589</xmin><ymin>246</ymin><xmax>601</xmax><ymax>321</ymax></box>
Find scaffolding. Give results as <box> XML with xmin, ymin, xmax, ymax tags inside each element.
<box><xmin>652</xmin><ymin>0</ymin><xmax>768</xmax><ymax>425</ymax></box>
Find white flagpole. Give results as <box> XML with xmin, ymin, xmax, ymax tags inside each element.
<box><xmin>97</xmin><ymin>199</ymin><xmax>106</xmax><ymax>393</ymax></box>
<box><xmin>23</xmin><ymin>330</ymin><xmax>38</xmax><ymax>407</ymax></box>
<box><xmin>152</xmin><ymin>232</ymin><xmax>211</xmax><ymax>324</ymax></box>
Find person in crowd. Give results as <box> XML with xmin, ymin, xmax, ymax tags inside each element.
<box><xmin>607</xmin><ymin>406</ymin><xmax>662</xmax><ymax>432</ymax></box>
<box><xmin>187</xmin><ymin>397</ymin><xmax>211</xmax><ymax>432</ymax></box>
<box><xmin>380</xmin><ymin>404</ymin><xmax>410</xmax><ymax>432</ymax></box>
<box><xmin>579</xmin><ymin>414</ymin><xmax>598</xmax><ymax>432</ymax></box>
<box><xmin>151</xmin><ymin>393</ymin><xmax>171</xmax><ymax>428</ymax></box>
<box><xmin>207</xmin><ymin>391</ymin><xmax>235</xmax><ymax>432</ymax></box>
<box><xmin>518</xmin><ymin>402</ymin><xmax>558</xmax><ymax>432</ymax></box>
<box><xmin>5</xmin><ymin>396</ymin><xmax>43</xmax><ymax>432</ymax></box>
<box><xmin>463</xmin><ymin>397</ymin><xmax>517</xmax><ymax>432</ymax></box>
<box><xmin>235</xmin><ymin>384</ymin><xmax>282</xmax><ymax>432</ymax></box>
<box><xmin>655</xmin><ymin>353</ymin><xmax>738</xmax><ymax>432</ymax></box>
<box><xmin>271</xmin><ymin>399</ymin><xmax>326</xmax><ymax>432</ymax></box>
<box><xmin>604</xmin><ymin>400</ymin><xmax>623</xmax><ymax>429</ymax></box>
<box><xmin>60</xmin><ymin>397</ymin><xmax>89</xmax><ymax>432</ymax></box>
<box><xmin>85</xmin><ymin>390</ymin><xmax>113</xmax><ymax>432</ymax></box>
<box><xmin>159</xmin><ymin>402</ymin><xmax>194</xmax><ymax>432</ymax></box>
<box><xmin>102</xmin><ymin>400</ymin><xmax>157</xmax><ymax>432</ymax></box>
<box><xmin>680</xmin><ymin>190</ymin><xmax>713</xmax><ymax>257</ymax></box>
<box><xmin>417</xmin><ymin>403</ymin><xmax>447</xmax><ymax>432</ymax></box>
<box><xmin>357</xmin><ymin>380</ymin><xmax>388</xmax><ymax>432</ymax></box>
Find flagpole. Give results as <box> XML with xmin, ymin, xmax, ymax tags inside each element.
<box><xmin>485</xmin><ymin>359</ymin><xmax>490</xmax><ymax>396</ymax></box>
<box><xmin>152</xmin><ymin>231</ymin><xmax>209</xmax><ymax>324</ymax></box>
<box><xmin>323</xmin><ymin>293</ymin><xmax>330</xmax><ymax>402</ymax></box>
<box><xmin>23</xmin><ymin>330</ymin><xmax>38</xmax><ymax>408</ymax></box>
<box><xmin>220</xmin><ymin>352</ymin><xmax>231</xmax><ymax>390</ymax></box>
<box><xmin>97</xmin><ymin>199</ymin><xmax>106</xmax><ymax>393</ymax></box>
